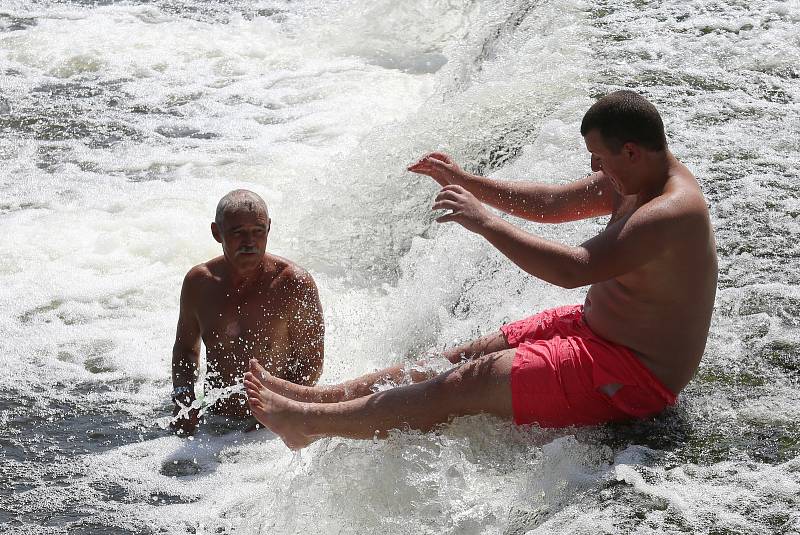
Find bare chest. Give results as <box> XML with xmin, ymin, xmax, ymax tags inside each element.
<box><xmin>196</xmin><ymin>286</ymin><xmax>293</xmax><ymax>356</ymax></box>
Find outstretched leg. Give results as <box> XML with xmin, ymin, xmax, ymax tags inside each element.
<box><xmin>248</xmin><ymin>330</ymin><xmax>510</xmax><ymax>404</ymax></box>
<box><xmin>244</xmin><ymin>349</ymin><xmax>516</xmax><ymax>450</ymax></box>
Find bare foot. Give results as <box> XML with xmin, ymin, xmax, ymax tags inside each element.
<box><xmin>244</xmin><ymin>376</ymin><xmax>318</xmax><ymax>450</ymax></box>
<box><xmin>244</xmin><ymin>359</ymin><xmax>341</xmax><ymax>403</ymax></box>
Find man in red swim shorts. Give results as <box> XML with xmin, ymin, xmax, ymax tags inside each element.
<box><xmin>242</xmin><ymin>90</ymin><xmax>718</xmax><ymax>450</ymax></box>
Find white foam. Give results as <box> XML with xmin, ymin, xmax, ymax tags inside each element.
<box><xmin>2</xmin><ymin>0</ymin><xmax>799</xmax><ymax>533</ymax></box>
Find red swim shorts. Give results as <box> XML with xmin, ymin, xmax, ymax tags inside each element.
<box><xmin>501</xmin><ymin>305</ymin><xmax>677</xmax><ymax>428</ymax></box>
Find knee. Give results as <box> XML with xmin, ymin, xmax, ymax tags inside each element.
<box><xmin>431</xmin><ymin>366</ymin><xmax>476</xmax><ymax>396</ymax></box>
<box><xmin>442</xmin><ymin>347</ymin><xmax>465</xmax><ymax>364</ymax></box>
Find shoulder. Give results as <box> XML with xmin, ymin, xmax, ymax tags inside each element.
<box><xmin>182</xmin><ymin>258</ymin><xmax>222</xmax><ymax>292</ymax></box>
<box><xmin>268</xmin><ymin>255</ymin><xmax>319</xmax><ymax>293</ymax></box>
<box><xmin>184</xmin><ymin>258</ymin><xmax>219</xmax><ymax>283</ymax></box>
<box><xmin>639</xmin><ymin>175</ymin><xmax>710</xmax><ymax>236</ymax></box>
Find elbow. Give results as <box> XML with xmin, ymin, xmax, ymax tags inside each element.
<box><xmin>556</xmin><ymin>253</ymin><xmax>592</xmax><ymax>289</ymax></box>
<box><xmin>557</xmin><ymin>275</ymin><xmax>585</xmax><ymax>290</ymax></box>
<box><xmin>558</xmin><ymin>277</ymin><xmax>582</xmax><ymax>290</ymax></box>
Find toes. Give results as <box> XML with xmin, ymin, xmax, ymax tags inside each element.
<box><xmin>245</xmin><ymin>387</ymin><xmax>261</xmax><ymax>403</ymax></box>
<box><xmin>244</xmin><ymin>377</ymin><xmax>261</xmax><ymax>393</ymax></box>
<box><xmin>248</xmin><ymin>399</ymin><xmax>265</xmax><ymax>412</ymax></box>
<box><xmin>243</xmin><ymin>372</ymin><xmax>261</xmax><ymax>389</ymax></box>
<box><xmin>249</xmin><ymin>358</ymin><xmax>269</xmax><ymax>378</ymax></box>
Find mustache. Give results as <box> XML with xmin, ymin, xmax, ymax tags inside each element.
<box><xmin>236</xmin><ymin>246</ymin><xmax>260</xmax><ymax>255</ymax></box>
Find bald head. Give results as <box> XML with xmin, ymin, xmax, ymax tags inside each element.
<box><xmin>215</xmin><ymin>189</ymin><xmax>269</xmax><ymax>230</ymax></box>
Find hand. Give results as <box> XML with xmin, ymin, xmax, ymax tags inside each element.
<box><xmin>170</xmin><ymin>396</ymin><xmax>200</xmax><ymax>436</ymax></box>
<box><xmin>407</xmin><ymin>152</ymin><xmax>466</xmax><ymax>187</ymax></box>
<box><xmin>433</xmin><ymin>185</ymin><xmax>494</xmax><ymax>234</ymax></box>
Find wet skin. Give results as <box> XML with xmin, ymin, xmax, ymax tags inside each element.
<box><xmin>171</xmin><ymin>208</ymin><xmax>323</xmax><ymax>435</ymax></box>
<box><xmin>418</xmin><ymin>133</ymin><xmax>717</xmax><ymax>393</ymax></box>
<box><xmin>581</xmin><ymin>131</ymin><xmax>717</xmax><ymax>392</ymax></box>
<box><xmin>241</xmin><ymin>133</ymin><xmax>718</xmax><ymax>450</ymax></box>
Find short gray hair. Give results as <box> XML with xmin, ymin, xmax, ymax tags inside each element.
<box><xmin>215</xmin><ymin>189</ymin><xmax>269</xmax><ymax>228</ymax></box>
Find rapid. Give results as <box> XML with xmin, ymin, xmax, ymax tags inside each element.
<box><xmin>1</xmin><ymin>0</ymin><xmax>799</xmax><ymax>533</ymax></box>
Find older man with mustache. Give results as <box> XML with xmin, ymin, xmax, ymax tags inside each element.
<box><xmin>170</xmin><ymin>189</ymin><xmax>324</xmax><ymax>435</ymax></box>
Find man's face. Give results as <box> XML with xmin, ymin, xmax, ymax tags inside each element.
<box><xmin>584</xmin><ymin>129</ymin><xmax>632</xmax><ymax>194</ymax></box>
<box><xmin>213</xmin><ymin>209</ymin><xmax>270</xmax><ymax>272</ymax></box>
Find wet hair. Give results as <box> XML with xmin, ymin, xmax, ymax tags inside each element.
<box><xmin>214</xmin><ymin>189</ymin><xmax>269</xmax><ymax>229</ymax></box>
<box><xmin>580</xmin><ymin>90</ymin><xmax>667</xmax><ymax>153</ymax></box>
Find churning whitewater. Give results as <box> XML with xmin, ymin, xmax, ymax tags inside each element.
<box><xmin>1</xmin><ymin>0</ymin><xmax>799</xmax><ymax>534</ymax></box>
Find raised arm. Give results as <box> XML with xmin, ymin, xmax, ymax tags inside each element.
<box><xmin>284</xmin><ymin>271</ymin><xmax>325</xmax><ymax>386</ymax></box>
<box><xmin>408</xmin><ymin>152</ymin><xmax>617</xmax><ymax>223</ymax></box>
<box><xmin>433</xmin><ymin>185</ymin><xmax>700</xmax><ymax>288</ymax></box>
<box><xmin>170</xmin><ymin>269</ymin><xmax>203</xmax><ymax>435</ymax></box>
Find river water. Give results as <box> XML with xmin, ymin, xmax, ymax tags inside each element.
<box><xmin>1</xmin><ymin>0</ymin><xmax>798</xmax><ymax>533</ymax></box>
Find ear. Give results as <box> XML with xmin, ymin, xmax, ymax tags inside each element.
<box><xmin>622</xmin><ymin>142</ymin><xmax>641</xmax><ymax>163</ymax></box>
<box><xmin>590</xmin><ymin>154</ymin><xmax>601</xmax><ymax>172</ymax></box>
<box><xmin>266</xmin><ymin>217</ymin><xmax>272</xmax><ymax>233</ymax></box>
<box><xmin>211</xmin><ymin>222</ymin><xmax>223</xmax><ymax>243</ymax></box>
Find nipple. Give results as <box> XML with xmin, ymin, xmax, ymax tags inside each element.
<box><xmin>225</xmin><ymin>322</ymin><xmax>241</xmax><ymax>338</ymax></box>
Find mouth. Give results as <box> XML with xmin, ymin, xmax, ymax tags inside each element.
<box><xmin>236</xmin><ymin>248</ymin><xmax>259</xmax><ymax>256</ymax></box>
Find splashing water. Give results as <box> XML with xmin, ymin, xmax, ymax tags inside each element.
<box><xmin>1</xmin><ymin>0</ymin><xmax>799</xmax><ymax>533</ymax></box>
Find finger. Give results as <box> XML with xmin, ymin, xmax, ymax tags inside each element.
<box><xmin>441</xmin><ymin>184</ymin><xmax>466</xmax><ymax>193</ymax></box>
<box><xmin>436</xmin><ymin>212</ymin><xmax>461</xmax><ymax>224</ymax></box>
<box><xmin>427</xmin><ymin>152</ymin><xmax>453</xmax><ymax>164</ymax></box>
<box><xmin>407</xmin><ymin>153</ymin><xmax>439</xmax><ymax>170</ymax></box>
<box><xmin>407</xmin><ymin>163</ymin><xmax>438</xmax><ymax>176</ymax></box>
<box><xmin>424</xmin><ymin>156</ymin><xmax>453</xmax><ymax>170</ymax></box>
<box><xmin>432</xmin><ymin>200</ymin><xmax>460</xmax><ymax>212</ymax></box>
<box><xmin>407</xmin><ymin>160</ymin><xmax>430</xmax><ymax>171</ymax></box>
<box><xmin>434</xmin><ymin>189</ymin><xmax>462</xmax><ymax>203</ymax></box>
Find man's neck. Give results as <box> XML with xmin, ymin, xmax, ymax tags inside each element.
<box><xmin>636</xmin><ymin>150</ymin><xmax>674</xmax><ymax>202</ymax></box>
<box><xmin>227</xmin><ymin>262</ymin><xmax>264</xmax><ymax>288</ymax></box>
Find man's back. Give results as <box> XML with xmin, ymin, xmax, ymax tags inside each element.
<box><xmin>584</xmin><ymin>161</ymin><xmax>718</xmax><ymax>393</ymax></box>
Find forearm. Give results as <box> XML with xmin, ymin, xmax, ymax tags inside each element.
<box><xmin>171</xmin><ymin>348</ymin><xmax>200</xmax><ymax>389</ymax></box>
<box><xmin>478</xmin><ymin>216</ymin><xmax>586</xmax><ymax>288</ymax></box>
<box><xmin>459</xmin><ymin>174</ymin><xmax>559</xmax><ymax>222</ymax></box>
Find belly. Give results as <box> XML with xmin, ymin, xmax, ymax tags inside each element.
<box><xmin>207</xmin><ymin>392</ymin><xmax>251</xmax><ymax>419</ymax></box>
<box><xmin>584</xmin><ymin>282</ymin><xmax>709</xmax><ymax>393</ymax></box>
<box><xmin>204</xmin><ymin>331</ymin><xmax>294</xmax><ymax>388</ymax></box>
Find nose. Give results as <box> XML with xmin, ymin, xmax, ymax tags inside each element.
<box><xmin>242</xmin><ymin>230</ymin><xmax>256</xmax><ymax>245</ymax></box>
